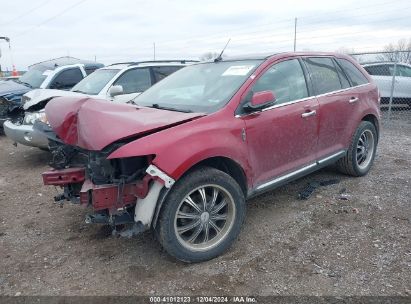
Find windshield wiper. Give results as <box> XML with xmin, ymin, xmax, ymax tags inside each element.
<box><xmin>150</xmin><ymin>103</ymin><xmax>192</xmax><ymax>113</ymax></box>
<box><xmin>72</xmin><ymin>90</ymin><xmax>86</xmax><ymax>94</ymax></box>
<box><xmin>14</xmin><ymin>79</ymin><xmax>33</xmax><ymax>88</ymax></box>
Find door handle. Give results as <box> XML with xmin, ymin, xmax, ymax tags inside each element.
<box><xmin>301</xmin><ymin>110</ymin><xmax>316</xmax><ymax>118</ymax></box>
<box><xmin>349</xmin><ymin>97</ymin><xmax>359</xmax><ymax>104</ymax></box>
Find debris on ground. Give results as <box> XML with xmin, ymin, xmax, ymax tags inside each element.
<box><xmin>298</xmin><ymin>179</ymin><xmax>340</xmax><ymax>200</ymax></box>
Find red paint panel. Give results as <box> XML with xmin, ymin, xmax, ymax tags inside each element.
<box><xmin>42</xmin><ymin>168</ymin><xmax>85</xmax><ymax>186</ymax></box>
<box><xmin>79</xmin><ymin>175</ymin><xmax>152</xmax><ymax>211</ymax></box>
<box><xmin>107</xmin><ymin>111</ymin><xmax>253</xmax><ymax>186</ymax></box>
<box><xmin>45</xmin><ymin>97</ymin><xmax>204</xmax><ymax>150</ymax></box>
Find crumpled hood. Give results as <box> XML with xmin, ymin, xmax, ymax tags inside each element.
<box><xmin>23</xmin><ymin>89</ymin><xmax>88</xmax><ymax>110</ymax></box>
<box><xmin>45</xmin><ymin>97</ymin><xmax>204</xmax><ymax>150</ymax></box>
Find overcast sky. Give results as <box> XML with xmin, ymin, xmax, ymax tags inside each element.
<box><xmin>1</xmin><ymin>0</ymin><xmax>410</xmax><ymax>70</ymax></box>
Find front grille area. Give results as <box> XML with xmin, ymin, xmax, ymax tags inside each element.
<box><xmin>0</xmin><ymin>97</ymin><xmax>10</xmax><ymax>116</ymax></box>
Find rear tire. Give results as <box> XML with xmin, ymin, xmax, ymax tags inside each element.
<box><xmin>337</xmin><ymin>121</ymin><xmax>378</xmax><ymax>177</ymax></box>
<box><xmin>156</xmin><ymin>167</ymin><xmax>246</xmax><ymax>263</ymax></box>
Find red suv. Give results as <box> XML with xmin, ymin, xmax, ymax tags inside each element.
<box><xmin>39</xmin><ymin>52</ymin><xmax>380</xmax><ymax>262</ymax></box>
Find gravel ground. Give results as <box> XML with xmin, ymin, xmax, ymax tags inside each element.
<box><xmin>0</xmin><ymin>117</ymin><xmax>410</xmax><ymax>297</ymax></box>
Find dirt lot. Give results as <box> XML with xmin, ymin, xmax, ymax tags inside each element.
<box><xmin>0</xmin><ymin>117</ymin><xmax>410</xmax><ymax>297</ymax></box>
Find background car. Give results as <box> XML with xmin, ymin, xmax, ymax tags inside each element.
<box><xmin>4</xmin><ymin>60</ymin><xmax>196</xmax><ymax>149</ymax></box>
<box><xmin>362</xmin><ymin>62</ymin><xmax>411</xmax><ymax>106</ymax></box>
<box><xmin>22</xmin><ymin>60</ymin><xmax>197</xmax><ymax>107</ymax></box>
<box><xmin>0</xmin><ymin>56</ymin><xmax>103</xmax><ymax>129</ymax></box>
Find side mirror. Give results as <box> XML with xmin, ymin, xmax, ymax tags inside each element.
<box><xmin>244</xmin><ymin>90</ymin><xmax>276</xmax><ymax>112</ymax></box>
<box><xmin>109</xmin><ymin>85</ymin><xmax>124</xmax><ymax>97</ymax></box>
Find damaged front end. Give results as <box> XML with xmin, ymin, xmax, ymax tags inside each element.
<box><xmin>0</xmin><ymin>95</ymin><xmax>25</xmax><ymax>127</ymax></box>
<box><xmin>37</xmin><ymin>97</ymin><xmax>202</xmax><ymax>235</ymax></box>
<box><xmin>42</xmin><ymin>136</ymin><xmax>174</xmax><ymax>233</ymax></box>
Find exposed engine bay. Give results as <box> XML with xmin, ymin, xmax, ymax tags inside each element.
<box><xmin>0</xmin><ymin>96</ymin><xmax>25</xmax><ymax>125</ymax></box>
<box><xmin>39</xmin><ymin>120</ymin><xmax>170</xmax><ymax>235</ymax></box>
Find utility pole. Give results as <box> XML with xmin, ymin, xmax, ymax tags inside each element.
<box><xmin>0</xmin><ymin>37</ymin><xmax>11</xmax><ymax>76</ymax></box>
<box><xmin>153</xmin><ymin>42</ymin><xmax>156</xmax><ymax>61</ymax></box>
<box><xmin>293</xmin><ymin>18</ymin><xmax>297</xmax><ymax>52</ymax></box>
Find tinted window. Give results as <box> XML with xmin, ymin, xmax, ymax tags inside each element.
<box><xmin>85</xmin><ymin>67</ymin><xmax>99</xmax><ymax>75</ymax></box>
<box><xmin>364</xmin><ymin>65</ymin><xmax>391</xmax><ymax>76</ymax></box>
<box><xmin>49</xmin><ymin>68</ymin><xmax>84</xmax><ymax>90</ymax></box>
<box><xmin>252</xmin><ymin>59</ymin><xmax>308</xmax><ymax>105</ymax></box>
<box><xmin>338</xmin><ymin>59</ymin><xmax>369</xmax><ymax>86</ymax></box>
<box><xmin>304</xmin><ymin>57</ymin><xmax>342</xmax><ymax>95</ymax></box>
<box><xmin>395</xmin><ymin>65</ymin><xmax>411</xmax><ymax>77</ymax></box>
<box><xmin>114</xmin><ymin>68</ymin><xmax>151</xmax><ymax>94</ymax></box>
<box><xmin>152</xmin><ymin>66</ymin><xmax>182</xmax><ymax>82</ymax></box>
<box><xmin>334</xmin><ymin>60</ymin><xmax>351</xmax><ymax>89</ymax></box>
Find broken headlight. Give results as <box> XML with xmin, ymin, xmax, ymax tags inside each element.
<box><xmin>24</xmin><ymin>111</ymin><xmax>47</xmax><ymax>125</ymax></box>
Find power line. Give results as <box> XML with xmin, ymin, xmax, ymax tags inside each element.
<box><xmin>126</xmin><ymin>0</ymin><xmax>407</xmax><ymax>50</ymax></box>
<box><xmin>12</xmin><ymin>0</ymin><xmax>88</xmax><ymax>38</ymax></box>
<box><xmin>120</xmin><ymin>13</ymin><xmax>411</xmax><ymax>55</ymax></box>
<box><xmin>0</xmin><ymin>0</ymin><xmax>51</xmax><ymax>26</ymax></box>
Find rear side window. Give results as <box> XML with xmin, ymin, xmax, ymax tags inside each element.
<box><xmin>338</xmin><ymin>59</ymin><xmax>369</xmax><ymax>86</ymax></box>
<box><xmin>364</xmin><ymin>65</ymin><xmax>391</xmax><ymax>76</ymax></box>
<box><xmin>252</xmin><ymin>59</ymin><xmax>308</xmax><ymax>105</ymax></box>
<box><xmin>114</xmin><ymin>68</ymin><xmax>151</xmax><ymax>94</ymax></box>
<box><xmin>395</xmin><ymin>65</ymin><xmax>411</xmax><ymax>77</ymax></box>
<box><xmin>304</xmin><ymin>57</ymin><xmax>342</xmax><ymax>95</ymax></box>
<box><xmin>152</xmin><ymin>66</ymin><xmax>182</xmax><ymax>82</ymax></box>
<box><xmin>334</xmin><ymin>60</ymin><xmax>351</xmax><ymax>89</ymax></box>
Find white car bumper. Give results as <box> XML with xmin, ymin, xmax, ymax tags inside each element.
<box><xmin>3</xmin><ymin>120</ymin><xmax>49</xmax><ymax>149</ymax></box>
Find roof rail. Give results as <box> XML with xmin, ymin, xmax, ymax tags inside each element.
<box><xmin>108</xmin><ymin>60</ymin><xmax>199</xmax><ymax>66</ymax></box>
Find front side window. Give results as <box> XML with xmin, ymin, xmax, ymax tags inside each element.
<box><xmin>252</xmin><ymin>59</ymin><xmax>308</xmax><ymax>105</ymax></box>
<box><xmin>304</xmin><ymin>57</ymin><xmax>342</xmax><ymax>95</ymax></box>
<box><xmin>338</xmin><ymin>59</ymin><xmax>369</xmax><ymax>86</ymax></box>
<box><xmin>135</xmin><ymin>60</ymin><xmax>262</xmax><ymax>113</ymax></box>
<box><xmin>49</xmin><ymin>68</ymin><xmax>83</xmax><ymax>90</ymax></box>
<box><xmin>113</xmin><ymin>68</ymin><xmax>151</xmax><ymax>94</ymax></box>
<box><xmin>152</xmin><ymin>66</ymin><xmax>182</xmax><ymax>82</ymax></box>
<box><xmin>71</xmin><ymin>69</ymin><xmax>120</xmax><ymax>95</ymax></box>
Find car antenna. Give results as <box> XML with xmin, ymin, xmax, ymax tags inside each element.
<box><xmin>214</xmin><ymin>38</ymin><xmax>231</xmax><ymax>62</ymax></box>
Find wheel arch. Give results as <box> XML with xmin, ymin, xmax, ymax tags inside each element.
<box><xmin>151</xmin><ymin>156</ymin><xmax>248</xmax><ymax>229</ymax></box>
<box><xmin>361</xmin><ymin>113</ymin><xmax>380</xmax><ymax>141</ymax></box>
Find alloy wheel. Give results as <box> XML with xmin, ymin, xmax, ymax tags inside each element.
<box><xmin>174</xmin><ymin>184</ymin><xmax>236</xmax><ymax>252</ymax></box>
<box><xmin>356</xmin><ymin>129</ymin><xmax>375</xmax><ymax>169</ymax></box>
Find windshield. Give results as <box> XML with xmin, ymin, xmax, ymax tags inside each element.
<box><xmin>71</xmin><ymin>69</ymin><xmax>120</xmax><ymax>95</ymax></box>
<box><xmin>18</xmin><ymin>65</ymin><xmax>51</xmax><ymax>88</ymax></box>
<box><xmin>135</xmin><ymin>60</ymin><xmax>262</xmax><ymax>113</ymax></box>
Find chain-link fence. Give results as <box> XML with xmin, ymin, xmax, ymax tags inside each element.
<box><xmin>350</xmin><ymin>51</ymin><xmax>411</xmax><ymax>128</ymax></box>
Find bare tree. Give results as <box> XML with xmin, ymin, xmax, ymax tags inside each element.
<box><xmin>335</xmin><ymin>47</ymin><xmax>364</xmax><ymax>62</ymax></box>
<box><xmin>335</xmin><ymin>47</ymin><xmax>356</xmax><ymax>55</ymax></box>
<box><xmin>377</xmin><ymin>38</ymin><xmax>411</xmax><ymax>63</ymax></box>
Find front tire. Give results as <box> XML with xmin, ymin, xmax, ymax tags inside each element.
<box><xmin>337</xmin><ymin>121</ymin><xmax>378</xmax><ymax>176</ymax></box>
<box><xmin>156</xmin><ymin>167</ymin><xmax>246</xmax><ymax>263</ymax></box>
